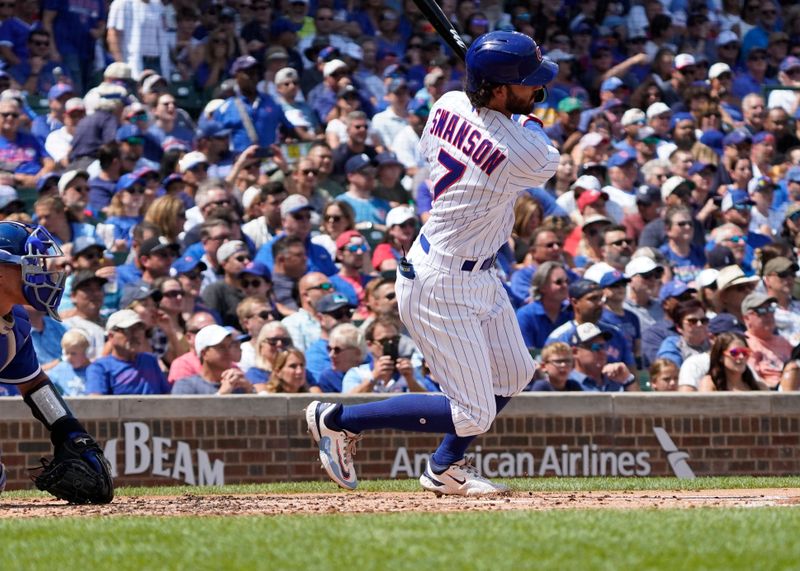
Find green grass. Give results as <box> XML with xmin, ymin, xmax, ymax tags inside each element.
<box><xmin>4</xmin><ymin>475</ymin><xmax>800</xmax><ymax>499</ymax></box>
<box><xmin>3</xmin><ymin>508</ymin><xmax>800</xmax><ymax>570</ymax></box>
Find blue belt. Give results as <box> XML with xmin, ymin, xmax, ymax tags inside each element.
<box><xmin>419</xmin><ymin>234</ymin><xmax>496</xmax><ymax>272</ymax></box>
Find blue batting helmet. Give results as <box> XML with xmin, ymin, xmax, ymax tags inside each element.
<box><xmin>0</xmin><ymin>222</ymin><xmax>66</xmax><ymax>321</ymax></box>
<box><xmin>465</xmin><ymin>31</ymin><xmax>558</xmax><ymax>92</ymax></box>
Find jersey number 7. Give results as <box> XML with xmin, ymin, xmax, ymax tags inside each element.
<box><xmin>433</xmin><ymin>149</ymin><xmax>466</xmax><ymax>200</ymax></box>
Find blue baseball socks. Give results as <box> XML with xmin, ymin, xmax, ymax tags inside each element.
<box><xmin>327</xmin><ymin>394</ymin><xmax>512</xmax><ymax>473</ymax></box>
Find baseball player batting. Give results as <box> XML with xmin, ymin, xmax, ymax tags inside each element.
<box><xmin>0</xmin><ymin>222</ymin><xmax>113</xmax><ymax>503</ymax></box>
<box><xmin>306</xmin><ymin>31</ymin><xmax>559</xmax><ymax>496</ymax></box>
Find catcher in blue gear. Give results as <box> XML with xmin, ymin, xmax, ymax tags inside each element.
<box><xmin>0</xmin><ymin>221</ymin><xmax>113</xmax><ymax>504</ymax></box>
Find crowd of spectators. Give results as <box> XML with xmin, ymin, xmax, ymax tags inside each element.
<box><xmin>1</xmin><ymin>0</ymin><xmax>800</xmax><ymax>397</ymax></box>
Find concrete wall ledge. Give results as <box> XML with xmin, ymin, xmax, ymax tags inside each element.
<box><xmin>0</xmin><ymin>392</ymin><xmax>797</xmax><ymax>420</ymax></box>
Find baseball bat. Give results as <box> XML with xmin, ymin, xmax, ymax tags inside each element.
<box><xmin>412</xmin><ymin>0</ymin><xmax>467</xmax><ymax>61</ymax></box>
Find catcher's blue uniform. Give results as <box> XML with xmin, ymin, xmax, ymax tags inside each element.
<box><xmin>0</xmin><ymin>305</ymin><xmax>43</xmax><ymax>385</ymax></box>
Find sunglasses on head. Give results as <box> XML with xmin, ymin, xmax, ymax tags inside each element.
<box><xmin>727</xmin><ymin>347</ymin><xmax>751</xmax><ymax>359</ymax></box>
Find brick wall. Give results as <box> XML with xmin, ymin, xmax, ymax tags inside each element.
<box><xmin>1</xmin><ymin>393</ymin><xmax>798</xmax><ymax>489</ymax></box>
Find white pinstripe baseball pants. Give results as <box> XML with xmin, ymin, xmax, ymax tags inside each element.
<box><xmin>396</xmin><ymin>240</ymin><xmax>536</xmax><ymax>437</ymax></box>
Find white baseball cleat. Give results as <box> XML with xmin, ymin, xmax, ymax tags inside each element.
<box><xmin>305</xmin><ymin>401</ymin><xmax>361</xmax><ymax>490</ymax></box>
<box><xmin>420</xmin><ymin>458</ymin><xmax>509</xmax><ymax>497</ymax></box>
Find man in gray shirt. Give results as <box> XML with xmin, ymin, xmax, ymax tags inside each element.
<box><xmin>172</xmin><ymin>325</ymin><xmax>254</xmax><ymax>395</ymax></box>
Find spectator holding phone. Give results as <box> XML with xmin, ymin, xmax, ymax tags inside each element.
<box><xmin>342</xmin><ymin>316</ymin><xmax>425</xmax><ymax>393</ymax></box>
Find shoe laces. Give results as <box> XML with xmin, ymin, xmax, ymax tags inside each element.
<box><xmin>342</xmin><ymin>432</ymin><xmax>363</xmax><ymax>463</ymax></box>
<box><xmin>459</xmin><ymin>457</ymin><xmax>484</xmax><ymax>479</ymax></box>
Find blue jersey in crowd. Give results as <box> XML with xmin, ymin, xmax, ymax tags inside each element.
<box><xmin>85</xmin><ymin>353</ymin><xmax>170</xmax><ymax>395</ymax></box>
<box><xmin>214</xmin><ymin>92</ymin><xmax>294</xmax><ymax>153</ymax></box>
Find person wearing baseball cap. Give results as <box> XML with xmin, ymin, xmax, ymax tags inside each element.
<box><xmin>604</xmin><ymin>151</ymin><xmax>639</xmax><ymax>215</ymax></box>
<box><xmin>85</xmin><ymin>310</ymin><xmax>170</xmax><ymax>395</ymax></box>
<box><xmin>714</xmin><ymin>264</ymin><xmax>760</xmax><ymax>322</ymax></box>
<box><xmin>739</xmin><ymin>291</ymin><xmax>791</xmax><ymax>389</ymax></box>
<box><xmin>339</xmin><ymin>153</ymin><xmax>391</xmax><ymax>227</ymax></box>
<box><xmin>215</xmin><ymin>53</ymin><xmax>297</xmax><ymax>153</ymax></box>
<box><xmin>761</xmin><ymin>256</ymin><xmax>800</xmax><ymax>346</ymax></box>
<box><xmin>62</xmin><ymin>270</ymin><xmax>109</xmax><ymax>359</ymax></box>
<box><xmin>545</xmin><ymin>97</ymin><xmax>583</xmax><ymax>149</ymax></box>
<box><xmin>624</xmin><ymin>184</ymin><xmax>662</xmax><ymax>243</ymax></box>
<box><xmin>565</xmin><ymin>322</ymin><xmax>636</xmax><ymax>392</ymax></box>
<box><xmin>598</xmin><ymin>270</ymin><xmax>642</xmax><ymax>369</ymax></box>
<box><xmin>769</xmin><ymin>56</ymin><xmax>800</xmax><ymax>115</ymax></box>
<box><xmin>58</xmin><ymin>169</ymin><xmax>90</xmax><ymax>215</ymax></box>
<box><xmin>559</xmin><ymin>175</ymin><xmax>624</xmax><ymax>226</ymax></box>
<box><xmin>333</xmin><ymin>230</ymin><xmax>371</xmax><ymax>319</ymax></box>
<box><xmin>200</xmin><ymin>240</ymin><xmax>255</xmax><ymax>328</ymax></box>
<box><xmin>646</xmin><ymin>102</ymin><xmax>672</xmax><ymax>137</ymax></box>
<box><xmin>373</xmin><ymin>205</ymin><xmax>418</xmax><ymax>273</ymax></box>
<box><xmin>172</xmin><ymin>324</ymin><xmax>253</xmax><ymax>394</ymax></box>
<box><xmin>546</xmin><ymin>279</ymin><xmax>635</xmax><ymax>371</ymax></box>
<box><xmin>623</xmin><ymin>256</ymin><xmax>665</xmax><ymax>330</ymax></box>
<box><xmin>634</xmin><ymin>279</ymin><xmax>698</xmax><ymax>368</ymax></box>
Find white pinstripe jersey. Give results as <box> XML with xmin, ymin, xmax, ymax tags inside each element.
<box><xmin>419</xmin><ymin>91</ymin><xmax>560</xmax><ymax>258</ymax></box>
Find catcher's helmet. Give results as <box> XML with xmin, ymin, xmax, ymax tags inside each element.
<box><xmin>465</xmin><ymin>31</ymin><xmax>557</xmax><ymax>92</ymax></box>
<box><xmin>0</xmin><ymin>221</ymin><xmax>66</xmax><ymax>321</ymax></box>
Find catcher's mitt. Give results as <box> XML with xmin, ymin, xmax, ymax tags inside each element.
<box><xmin>33</xmin><ymin>433</ymin><xmax>114</xmax><ymax>504</ymax></box>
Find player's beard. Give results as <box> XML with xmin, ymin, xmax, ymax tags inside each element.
<box><xmin>504</xmin><ymin>86</ymin><xmax>538</xmax><ymax>115</ymax></box>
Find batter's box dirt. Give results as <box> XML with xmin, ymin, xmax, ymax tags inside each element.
<box><xmin>2</xmin><ymin>489</ymin><xmax>799</xmax><ymax>518</ymax></box>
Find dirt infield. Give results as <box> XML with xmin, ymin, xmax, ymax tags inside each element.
<box><xmin>2</xmin><ymin>489</ymin><xmax>799</xmax><ymax>518</ymax></box>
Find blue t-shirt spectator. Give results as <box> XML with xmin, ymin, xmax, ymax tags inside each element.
<box><xmin>305</xmin><ymin>338</ymin><xmax>331</xmax><ymax>380</ymax></box>
<box><xmin>659</xmin><ymin>243</ymin><xmax>705</xmax><ymax>285</ymax></box>
<box><xmin>48</xmin><ymin>361</ymin><xmax>88</xmax><ymax>396</ymax></box>
<box><xmin>316</xmin><ymin>368</ymin><xmax>345</xmax><ymax>393</ymax></box>
<box><xmin>214</xmin><ymin>92</ymin><xmax>294</xmax><ymax>153</ymax></box>
<box><xmin>516</xmin><ymin>300</ymin><xmax>573</xmax><ymax>350</ymax></box>
<box><xmin>30</xmin><ymin>316</ymin><xmax>67</xmax><ymax>365</ymax></box>
<box><xmin>254</xmin><ymin>233</ymin><xmax>339</xmax><ymax>277</ymax></box>
<box><xmin>567</xmin><ymin>370</ymin><xmax>626</xmax><ymax>392</ymax></box>
<box><xmin>86</xmin><ymin>353</ymin><xmax>170</xmax><ymax>395</ymax></box>
<box><xmin>546</xmin><ymin>319</ymin><xmax>634</xmax><ymax>368</ymax></box>
<box><xmin>42</xmin><ymin>0</ymin><xmax>105</xmax><ymax>59</ymax></box>
<box><xmin>88</xmin><ymin>176</ymin><xmax>117</xmax><ymax>215</ymax></box>
<box><xmin>337</xmin><ymin>193</ymin><xmax>391</xmax><ymax>226</ymax></box>
<box><xmin>0</xmin><ymin>131</ymin><xmax>50</xmax><ymax>175</ymax></box>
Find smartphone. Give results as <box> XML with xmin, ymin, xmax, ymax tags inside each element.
<box><xmin>253</xmin><ymin>147</ymin><xmax>274</xmax><ymax>159</ymax></box>
<box><xmin>382</xmin><ymin>337</ymin><xmax>399</xmax><ymax>361</ymax></box>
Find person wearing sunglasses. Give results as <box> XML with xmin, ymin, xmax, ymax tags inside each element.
<box><xmin>600</xmin><ymin>270</ymin><xmax>643</xmax><ymax>367</ymax></box>
<box><xmin>147</xmin><ymin>93</ymin><xmax>195</xmax><ymax>151</ymax></box>
<box><xmin>201</xmin><ymin>240</ymin><xmax>254</xmax><ymax>328</ymax></box>
<box><xmin>565</xmin><ymin>322</ymin><xmax>637</xmax><ymax>392</ymax></box>
<box><xmin>546</xmin><ymin>279</ymin><xmax>636</xmax><ymax>374</ymax></box>
<box><xmin>656</xmin><ymin>299</ymin><xmax>711</xmax><ymax>368</ymax></box>
<box><xmin>281</xmin><ymin>272</ymin><xmax>335</xmax><ymax>352</ymax></box>
<box><xmin>661</xmin><ymin>205</ymin><xmax>706</xmax><ymax>285</ymax></box>
<box><xmin>0</xmin><ymin>99</ymin><xmax>56</xmax><ymax>189</ymax></box>
<box><xmin>305</xmin><ymin>292</ymin><xmax>359</xmax><ymax>380</ymax></box>
<box><xmin>719</xmin><ymin>189</ymin><xmax>771</xmax><ymax>271</ymax></box>
<box><xmin>762</xmin><ymin>256</ymin><xmax>800</xmax><ymax>346</ymax></box>
<box><xmin>732</xmin><ymin>48</ymin><xmax>772</xmax><ymax>101</ymax></box>
<box><xmin>334</xmin><ymin>230</ymin><xmax>372</xmax><ymax>320</ymax></box>
<box><xmin>714</xmin><ymin>264</ymin><xmax>760</xmax><ymax>322</ymax></box>
<box><xmin>740</xmin><ymin>292</ymin><xmax>792</xmax><ymax>389</ymax></box>
<box><xmin>290</xmin><ymin>157</ymin><xmax>333</xmax><ymax>216</ymax></box>
<box><xmin>699</xmin><ymin>331</ymin><xmax>767</xmax><ymax>391</ymax></box>
<box><xmin>95</xmin><ymin>173</ymin><xmax>147</xmax><ymax>251</ymax></box>
<box><xmin>315</xmin><ymin>323</ymin><xmax>366</xmax><ymax>393</ymax></box>
<box><xmin>173</xmin><ymin>325</ymin><xmax>254</xmax><ymax>395</ymax></box>
<box><xmin>245</xmin><ymin>321</ymin><xmax>295</xmax><ymax>392</ymax></box>
<box><xmin>622</xmin><ymin>256</ymin><xmax>666</xmax><ymax>330</ymax></box>
<box><xmin>516</xmin><ymin>261</ymin><xmax>572</xmax><ymax>351</ymax></box>
<box><xmin>341</xmin><ymin>315</ymin><xmax>425</xmax><ymax>394</ymax></box>
<box><xmin>166</xmin><ymin>311</ymin><xmax>217</xmax><ymax>384</ymax></box>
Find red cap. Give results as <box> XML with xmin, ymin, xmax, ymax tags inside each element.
<box><xmin>577</xmin><ymin>189</ymin><xmax>608</xmax><ymax>213</ymax></box>
<box><xmin>335</xmin><ymin>230</ymin><xmax>366</xmax><ymax>250</ymax></box>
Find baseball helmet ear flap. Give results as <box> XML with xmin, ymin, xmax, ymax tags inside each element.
<box><xmin>465</xmin><ymin>31</ymin><xmax>558</xmax><ymax>92</ymax></box>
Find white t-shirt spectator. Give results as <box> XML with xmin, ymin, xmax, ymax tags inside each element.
<box><xmin>45</xmin><ymin>127</ymin><xmax>73</xmax><ymax>166</ymax></box>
